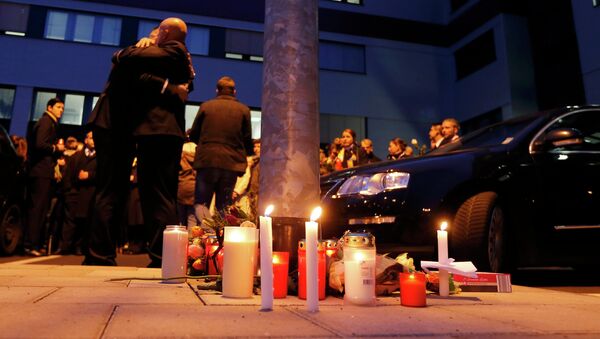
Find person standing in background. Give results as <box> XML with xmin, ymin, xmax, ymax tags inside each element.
<box><xmin>189</xmin><ymin>76</ymin><xmax>254</xmax><ymax>221</ymax></box>
<box><xmin>25</xmin><ymin>98</ymin><xmax>65</xmax><ymax>256</ymax></box>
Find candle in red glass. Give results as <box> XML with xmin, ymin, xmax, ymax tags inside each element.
<box><xmin>399</xmin><ymin>272</ymin><xmax>427</xmax><ymax>307</ymax></box>
<box><xmin>272</xmin><ymin>251</ymin><xmax>289</xmax><ymax>298</ymax></box>
<box><xmin>298</xmin><ymin>240</ymin><xmax>326</xmax><ymax>300</ymax></box>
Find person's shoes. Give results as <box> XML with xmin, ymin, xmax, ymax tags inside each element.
<box><xmin>24</xmin><ymin>248</ymin><xmax>43</xmax><ymax>257</ymax></box>
<box><xmin>82</xmin><ymin>256</ymin><xmax>117</xmax><ymax>266</ymax></box>
<box><xmin>52</xmin><ymin>248</ymin><xmax>73</xmax><ymax>255</ymax></box>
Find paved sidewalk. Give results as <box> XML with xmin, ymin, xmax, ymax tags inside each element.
<box><xmin>1</xmin><ymin>258</ymin><xmax>599</xmax><ymax>338</ymax></box>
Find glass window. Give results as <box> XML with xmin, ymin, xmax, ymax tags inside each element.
<box><xmin>225</xmin><ymin>29</ymin><xmax>263</xmax><ymax>57</ymax></box>
<box><xmin>45</xmin><ymin>10</ymin><xmax>121</xmax><ymax>45</ymax></box>
<box><xmin>62</xmin><ymin>94</ymin><xmax>85</xmax><ymax>125</ymax></box>
<box><xmin>319</xmin><ymin>41</ymin><xmax>365</xmax><ymax>73</ymax></box>
<box><xmin>0</xmin><ymin>3</ymin><xmax>29</xmax><ymax>34</ymax></box>
<box><xmin>32</xmin><ymin>92</ymin><xmax>57</xmax><ymax>121</ymax></box>
<box><xmin>73</xmin><ymin>14</ymin><xmax>94</xmax><ymax>43</ymax></box>
<box><xmin>45</xmin><ymin>11</ymin><xmax>68</xmax><ymax>40</ymax></box>
<box><xmin>138</xmin><ymin>20</ymin><xmax>160</xmax><ymax>40</ymax></box>
<box><xmin>92</xmin><ymin>96</ymin><xmax>99</xmax><ymax>110</ymax></box>
<box><xmin>185</xmin><ymin>104</ymin><xmax>200</xmax><ymax>131</ymax></box>
<box><xmin>187</xmin><ymin>26</ymin><xmax>210</xmax><ymax>55</ymax></box>
<box><xmin>99</xmin><ymin>16</ymin><xmax>121</xmax><ymax>46</ymax></box>
<box><xmin>250</xmin><ymin>110</ymin><xmax>261</xmax><ymax>139</ymax></box>
<box><xmin>0</xmin><ymin>87</ymin><xmax>16</xmax><ymax>120</ymax></box>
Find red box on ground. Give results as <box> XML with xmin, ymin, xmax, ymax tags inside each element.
<box><xmin>453</xmin><ymin>272</ymin><xmax>512</xmax><ymax>293</ymax></box>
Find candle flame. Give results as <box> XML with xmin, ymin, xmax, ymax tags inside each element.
<box><xmin>440</xmin><ymin>221</ymin><xmax>448</xmax><ymax>231</ymax></box>
<box><xmin>310</xmin><ymin>207</ymin><xmax>322</xmax><ymax>221</ymax></box>
<box><xmin>272</xmin><ymin>256</ymin><xmax>280</xmax><ymax>264</ymax></box>
<box><xmin>354</xmin><ymin>252</ymin><xmax>366</xmax><ymax>261</ymax></box>
<box><xmin>409</xmin><ymin>274</ymin><xmax>415</xmax><ymax>280</ymax></box>
<box><xmin>265</xmin><ymin>205</ymin><xmax>274</xmax><ymax>217</ymax></box>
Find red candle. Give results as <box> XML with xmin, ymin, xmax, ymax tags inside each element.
<box><xmin>298</xmin><ymin>241</ymin><xmax>326</xmax><ymax>300</ymax></box>
<box><xmin>399</xmin><ymin>272</ymin><xmax>427</xmax><ymax>307</ymax></box>
<box><xmin>272</xmin><ymin>251</ymin><xmax>289</xmax><ymax>298</ymax></box>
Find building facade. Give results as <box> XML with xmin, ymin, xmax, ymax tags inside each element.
<box><xmin>0</xmin><ymin>0</ymin><xmax>597</xmax><ymax>157</ymax></box>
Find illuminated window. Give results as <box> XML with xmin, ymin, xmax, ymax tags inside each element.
<box><xmin>44</xmin><ymin>10</ymin><xmax>121</xmax><ymax>46</ymax></box>
<box><xmin>32</xmin><ymin>90</ymin><xmax>97</xmax><ymax>125</ymax></box>
<box><xmin>185</xmin><ymin>104</ymin><xmax>200</xmax><ymax>131</ymax></box>
<box><xmin>0</xmin><ymin>87</ymin><xmax>16</xmax><ymax>120</ymax></box>
<box><xmin>187</xmin><ymin>26</ymin><xmax>210</xmax><ymax>55</ymax></box>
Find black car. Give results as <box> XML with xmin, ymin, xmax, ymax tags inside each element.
<box><xmin>320</xmin><ymin>106</ymin><xmax>600</xmax><ymax>272</ymax></box>
<box><xmin>0</xmin><ymin>126</ymin><xmax>26</xmax><ymax>255</ymax></box>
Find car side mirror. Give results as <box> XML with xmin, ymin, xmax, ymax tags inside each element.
<box><xmin>533</xmin><ymin>127</ymin><xmax>584</xmax><ymax>152</ymax></box>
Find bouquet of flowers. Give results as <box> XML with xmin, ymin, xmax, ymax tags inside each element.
<box><xmin>187</xmin><ymin>205</ymin><xmax>256</xmax><ymax>276</ymax></box>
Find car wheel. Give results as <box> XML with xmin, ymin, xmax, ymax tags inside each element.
<box><xmin>0</xmin><ymin>204</ymin><xmax>23</xmax><ymax>255</ymax></box>
<box><xmin>452</xmin><ymin>192</ymin><xmax>505</xmax><ymax>272</ymax></box>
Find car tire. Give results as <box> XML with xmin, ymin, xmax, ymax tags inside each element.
<box><xmin>0</xmin><ymin>204</ymin><xmax>23</xmax><ymax>255</ymax></box>
<box><xmin>452</xmin><ymin>191</ymin><xmax>505</xmax><ymax>272</ymax></box>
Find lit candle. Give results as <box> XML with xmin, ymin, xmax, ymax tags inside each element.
<box><xmin>259</xmin><ymin>205</ymin><xmax>274</xmax><ymax>310</ymax></box>
<box><xmin>305</xmin><ymin>207</ymin><xmax>321</xmax><ymax>312</ymax></box>
<box><xmin>399</xmin><ymin>272</ymin><xmax>427</xmax><ymax>307</ymax></box>
<box><xmin>161</xmin><ymin>225</ymin><xmax>188</xmax><ymax>283</ymax></box>
<box><xmin>437</xmin><ymin>221</ymin><xmax>449</xmax><ymax>297</ymax></box>
<box><xmin>272</xmin><ymin>251</ymin><xmax>289</xmax><ymax>298</ymax></box>
<box><xmin>222</xmin><ymin>226</ymin><xmax>259</xmax><ymax>298</ymax></box>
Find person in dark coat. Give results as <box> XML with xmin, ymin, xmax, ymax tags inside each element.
<box><xmin>85</xmin><ymin>17</ymin><xmax>194</xmax><ymax>266</ymax></box>
<box><xmin>57</xmin><ymin>131</ymin><xmax>96</xmax><ymax>255</ymax></box>
<box><xmin>189</xmin><ymin>76</ymin><xmax>254</xmax><ymax>221</ymax></box>
<box><xmin>24</xmin><ymin>98</ymin><xmax>65</xmax><ymax>256</ymax></box>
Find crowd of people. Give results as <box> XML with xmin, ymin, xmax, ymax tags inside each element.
<box><xmin>8</xmin><ymin>16</ymin><xmax>464</xmax><ymax>267</ymax></box>
<box><xmin>319</xmin><ymin>118</ymin><xmax>461</xmax><ymax>175</ymax></box>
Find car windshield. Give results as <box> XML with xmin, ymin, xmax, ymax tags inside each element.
<box><xmin>432</xmin><ymin>115</ymin><xmax>542</xmax><ymax>153</ymax></box>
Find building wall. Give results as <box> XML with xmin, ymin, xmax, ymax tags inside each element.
<box><xmin>571</xmin><ymin>0</ymin><xmax>600</xmax><ymax>104</ymax></box>
<box><xmin>0</xmin><ymin>0</ymin><xmax>594</xmax><ymax>159</ymax></box>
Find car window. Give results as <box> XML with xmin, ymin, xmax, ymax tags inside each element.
<box><xmin>541</xmin><ymin>110</ymin><xmax>600</xmax><ymax>152</ymax></box>
<box><xmin>433</xmin><ymin>115</ymin><xmax>539</xmax><ymax>153</ymax></box>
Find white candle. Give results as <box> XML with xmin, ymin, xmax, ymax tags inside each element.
<box><xmin>344</xmin><ymin>248</ymin><xmax>376</xmax><ymax>305</ymax></box>
<box><xmin>305</xmin><ymin>207</ymin><xmax>321</xmax><ymax>313</ymax></box>
<box><xmin>259</xmin><ymin>205</ymin><xmax>274</xmax><ymax>311</ymax></box>
<box><xmin>437</xmin><ymin>221</ymin><xmax>449</xmax><ymax>297</ymax></box>
<box><xmin>222</xmin><ymin>227</ymin><xmax>259</xmax><ymax>298</ymax></box>
<box><xmin>161</xmin><ymin>225</ymin><xmax>188</xmax><ymax>284</ymax></box>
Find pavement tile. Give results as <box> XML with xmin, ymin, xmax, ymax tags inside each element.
<box><xmin>443</xmin><ymin>304</ymin><xmax>600</xmax><ymax>333</ymax></box>
<box><xmin>104</xmin><ymin>304</ymin><xmax>336</xmax><ymax>338</ymax></box>
<box><xmin>0</xmin><ymin>303</ymin><xmax>113</xmax><ymax>338</ymax></box>
<box><xmin>286</xmin><ymin>303</ymin><xmax>533</xmax><ymax>337</ymax></box>
<box><xmin>85</xmin><ymin>267</ymin><xmax>161</xmax><ymax>279</ymax></box>
<box><xmin>0</xmin><ymin>286</ymin><xmax>57</xmax><ymax>303</ymax></box>
<box><xmin>461</xmin><ymin>288</ymin><xmax>600</xmax><ymax>305</ymax></box>
<box><xmin>0</xmin><ymin>267</ymin><xmax>89</xmax><ymax>277</ymax></box>
<box><xmin>39</xmin><ymin>286</ymin><xmax>201</xmax><ymax>304</ymax></box>
<box><xmin>6</xmin><ymin>276</ymin><xmax>128</xmax><ymax>287</ymax></box>
<box><xmin>198</xmin><ymin>293</ymin><xmax>345</xmax><ymax>306</ymax></box>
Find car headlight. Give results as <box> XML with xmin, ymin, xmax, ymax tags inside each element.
<box><xmin>336</xmin><ymin>172</ymin><xmax>410</xmax><ymax>196</ymax></box>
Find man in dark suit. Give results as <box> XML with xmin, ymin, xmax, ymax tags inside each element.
<box><xmin>25</xmin><ymin>98</ymin><xmax>65</xmax><ymax>256</ymax></box>
<box><xmin>189</xmin><ymin>76</ymin><xmax>254</xmax><ymax>220</ymax></box>
<box><xmin>85</xmin><ymin>17</ymin><xmax>193</xmax><ymax>266</ymax></box>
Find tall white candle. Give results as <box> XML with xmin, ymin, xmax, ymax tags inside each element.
<box><xmin>222</xmin><ymin>227</ymin><xmax>258</xmax><ymax>298</ymax></box>
<box><xmin>259</xmin><ymin>205</ymin><xmax>274</xmax><ymax>311</ymax></box>
<box><xmin>305</xmin><ymin>207</ymin><xmax>321</xmax><ymax>313</ymax></box>
<box><xmin>437</xmin><ymin>221</ymin><xmax>449</xmax><ymax>297</ymax></box>
<box><xmin>161</xmin><ymin>225</ymin><xmax>188</xmax><ymax>284</ymax></box>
